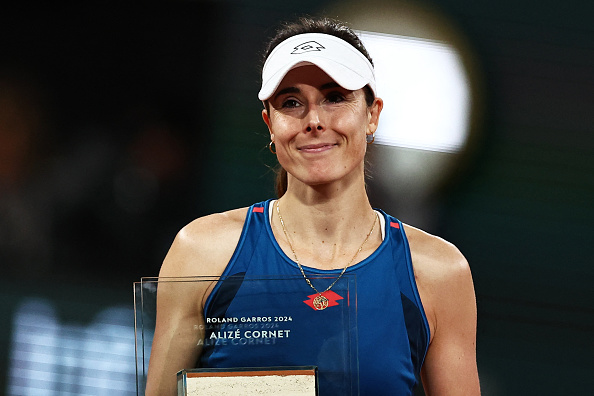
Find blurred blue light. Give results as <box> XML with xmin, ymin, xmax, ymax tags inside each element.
<box><xmin>8</xmin><ymin>299</ymin><xmax>136</xmax><ymax>396</ymax></box>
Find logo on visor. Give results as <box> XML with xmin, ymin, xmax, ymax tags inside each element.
<box><xmin>291</xmin><ymin>41</ymin><xmax>325</xmax><ymax>54</ymax></box>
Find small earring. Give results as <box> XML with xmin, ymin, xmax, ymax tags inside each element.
<box><xmin>269</xmin><ymin>141</ymin><xmax>277</xmax><ymax>154</ymax></box>
<box><xmin>366</xmin><ymin>134</ymin><xmax>375</xmax><ymax>144</ymax></box>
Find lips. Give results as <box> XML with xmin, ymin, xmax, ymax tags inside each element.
<box><xmin>298</xmin><ymin>143</ymin><xmax>337</xmax><ymax>153</ymax></box>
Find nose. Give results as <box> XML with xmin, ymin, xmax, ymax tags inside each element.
<box><xmin>304</xmin><ymin>105</ymin><xmax>325</xmax><ymax>133</ymax></box>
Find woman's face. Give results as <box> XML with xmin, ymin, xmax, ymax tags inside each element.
<box><xmin>262</xmin><ymin>65</ymin><xmax>382</xmax><ymax>188</ymax></box>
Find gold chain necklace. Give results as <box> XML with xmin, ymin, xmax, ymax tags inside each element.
<box><xmin>275</xmin><ymin>200</ymin><xmax>378</xmax><ymax>310</ymax></box>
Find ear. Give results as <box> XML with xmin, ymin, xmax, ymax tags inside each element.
<box><xmin>367</xmin><ymin>97</ymin><xmax>384</xmax><ymax>135</ymax></box>
<box><xmin>262</xmin><ymin>108</ymin><xmax>274</xmax><ymax>141</ymax></box>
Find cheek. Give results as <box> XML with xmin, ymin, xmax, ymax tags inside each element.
<box><xmin>271</xmin><ymin>127</ymin><xmax>293</xmax><ymax>147</ymax></box>
<box><xmin>268</xmin><ymin>120</ymin><xmax>296</xmax><ymax>158</ymax></box>
<box><xmin>334</xmin><ymin>110</ymin><xmax>369</xmax><ymax>138</ymax></box>
<box><xmin>269</xmin><ymin>113</ymin><xmax>295</xmax><ymax>137</ymax></box>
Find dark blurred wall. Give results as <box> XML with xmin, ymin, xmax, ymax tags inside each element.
<box><xmin>0</xmin><ymin>5</ymin><xmax>222</xmax><ymax>286</ymax></box>
<box><xmin>432</xmin><ymin>1</ymin><xmax>594</xmax><ymax>393</ymax></box>
<box><xmin>0</xmin><ymin>1</ymin><xmax>592</xmax><ymax>395</ymax></box>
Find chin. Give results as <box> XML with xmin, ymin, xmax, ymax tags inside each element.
<box><xmin>300</xmin><ymin>172</ymin><xmax>353</xmax><ymax>187</ymax></box>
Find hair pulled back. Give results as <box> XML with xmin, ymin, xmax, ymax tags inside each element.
<box><xmin>262</xmin><ymin>17</ymin><xmax>374</xmax><ymax>68</ymax></box>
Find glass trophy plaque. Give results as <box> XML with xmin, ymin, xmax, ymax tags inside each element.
<box><xmin>134</xmin><ymin>275</ymin><xmax>358</xmax><ymax>395</ymax></box>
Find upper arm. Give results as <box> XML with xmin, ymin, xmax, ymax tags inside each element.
<box><xmin>407</xmin><ymin>226</ymin><xmax>480</xmax><ymax>395</ymax></box>
<box><xmin>420</xmin><ymin>256</ymin><xmax>480</xmax><ymax>395</ymax></box>
<box><xmin>145</xmin><ymin>210</ymin><xmax>246</xmax><ymax>396</ymax></box>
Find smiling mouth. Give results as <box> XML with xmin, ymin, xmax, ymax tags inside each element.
<box><xmin>298</xmin><ymin>143</ymin><xmax>337</xmax><ymax>153</ymax></box>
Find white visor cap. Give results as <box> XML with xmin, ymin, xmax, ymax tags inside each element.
<box><xmin>258</xmin><ymin>33</ymin><xmax>376</xmax><ymax>101</ymax></box>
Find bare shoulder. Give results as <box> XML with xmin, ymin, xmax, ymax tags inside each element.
<box><xmin>403</xmin><ymin>225</ymin><xmax>480</xmax><ymax>393</ymax></box>
<box><xmin>159</xmin><ymin>207</ymin><xmax>249</xmax><ymax>278</ymax></box>
<box><xmin>147</xmin><ymin>208</ymin><xmax>249</xmax><ymax>396</ymax></box>
<box><xmin>402</xmin><ymin>224</ymin><xmax>475</xmax><ymax>342</ymax></box>
<box><xmin>402</xmin><ymin>224</ymin><xmax>471</xmax><ymax>283</ymax></box>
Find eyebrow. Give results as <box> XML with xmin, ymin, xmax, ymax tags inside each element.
<box><xmin>272</xmin><ymin>82</ymin><xmax>344</xmax><ymax>100</ymax></box>
<box><xmin>273</xmin><ymin>87</ymin><xmax>300</xmax><ymax>100</ymax></box>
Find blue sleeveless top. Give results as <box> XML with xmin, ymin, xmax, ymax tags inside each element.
<box><xmin>199</xmin><ymin>200</ymin><xmax>430</xmax><ymax>395</ymax></box>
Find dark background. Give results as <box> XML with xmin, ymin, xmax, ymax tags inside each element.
<box><xmin>1</xmin><ymin>1</ymin><xmax>592</xmax><ymax>395</ymax></box>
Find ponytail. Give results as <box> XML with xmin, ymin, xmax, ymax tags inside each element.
<box><xmin>275</xmin><ymin>166</ymin><xmax>288</xmax><ymax>198</ymax></box>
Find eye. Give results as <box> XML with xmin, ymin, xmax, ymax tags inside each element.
<box><xmin>281</xmin><ymin>98</ymin><xmax>301</xmax><ymax>108</ymax></box>
<box><xmin>326</xmin><ymin>92</ymin><xmax>346</xmax><ymax>104</ymax></box>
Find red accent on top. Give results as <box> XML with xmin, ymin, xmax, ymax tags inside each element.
<box><xmin>390</xmin><ymin>222</ymin><xmax>400</xmax><ymax>229</ymax></box>
<box><xmin>252</xmin><ymin>207</ymin><xmax>264</xmax><ymax>213</ymax></box>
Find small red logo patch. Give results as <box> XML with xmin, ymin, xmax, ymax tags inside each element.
<box><xmin>303</xmin><ymin>290</ymin><xmax>344</xmax><ymax>310</ymax></box>
<box><xmin>252</xmin><ymin>207</ymin><xmax>264</xmax><ymax>213</ymax></box>
<box><xmin>390</xmin><ymin>222</ymin><xmax>400</xmax><ymax>229</ymax></box>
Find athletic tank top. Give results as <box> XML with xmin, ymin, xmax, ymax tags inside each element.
<box><xmin>199</xmin><ymin>200</ymin><xmax>430</xmax><ymax>395</ymax></box>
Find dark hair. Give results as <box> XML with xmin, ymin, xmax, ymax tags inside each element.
<box><xmin>262</xmin><ymin>17</ymin><xmax>376</xmax><ymax>198</ymax></box>
<box><xmin>262</xmin><ymin>17</ymin><xmax>374</xmax><ymax>69</ymax></box>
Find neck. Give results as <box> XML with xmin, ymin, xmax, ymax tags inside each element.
<box><xmin>282</xmin><ymin>174</ymin><xmax>372</xmax><ymax>231</ymax></box>
<box><xmin>272</xmin><ymin>176</ymin><xmax>380</xmax><ymax>270</ymax></box>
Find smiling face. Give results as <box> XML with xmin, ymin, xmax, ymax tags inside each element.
<box><xmin>262</xmin><ymin>65</ymin><xmax>382</xmax><ymax>190</ymax></box>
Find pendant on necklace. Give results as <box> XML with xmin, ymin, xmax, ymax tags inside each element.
<box><xmin>313</xmin><ymin>294</ymin><xmax>329</xmax><ymax>310</ymax></box>
<box><xmin>304</xmin><ymin>290</ymin><xmax>344</xmax><ymax>311</ymax></box>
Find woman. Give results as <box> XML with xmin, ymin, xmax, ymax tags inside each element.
<box><xmin>146</xmin><ymin>17</ymin><xmax>480</xmax><ymax>395</ymax></box>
